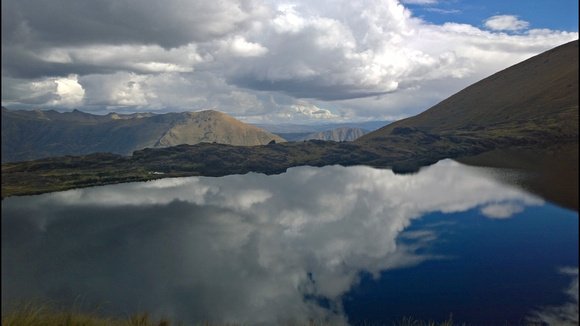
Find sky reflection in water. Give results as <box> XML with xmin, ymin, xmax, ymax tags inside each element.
<box><xmin>1</xmin><ymin>160</ymin><xmax>577</xmax><ymax>325</ymax></box>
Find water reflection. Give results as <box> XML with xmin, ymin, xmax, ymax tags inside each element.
<box><xmin>1</xmin><ymin>160</ymin><xmax>574</xmax><ymax>325</ymax></box>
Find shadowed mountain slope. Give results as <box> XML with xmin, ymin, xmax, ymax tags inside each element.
<box><xmin>1</xmin><ymin>109</ymin><xmax>284</xmax><ymax>162</ymax></box>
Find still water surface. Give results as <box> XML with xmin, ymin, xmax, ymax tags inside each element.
<box><xmin>1</xmin><ymin>160</ymin><xmax>578</xmax><ymax>325</ymax></box>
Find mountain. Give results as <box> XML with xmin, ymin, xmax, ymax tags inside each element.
<box><xmin>358</xmin><ymin>40</ymin><xmax>578</xmax><ymax>145</ymax></box>
<box><xmin>1</xmin><ymin>109</ymin><xmax>284</xmax><ymax>162</ymax></box>
<box><xmin>152</xmin><ymin>110</ymin><xmax>285</xmax><ymax>147</ymax></box>
<box><xmin>299</xmin><ymin>127</ymin><xmax>368</xmax><ymax>141</ymax></box>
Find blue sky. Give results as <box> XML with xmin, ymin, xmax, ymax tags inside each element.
<box><xmin>2</xmin><ymin>0</ymin><xmax>578</xmax><ymax>123</ymax></box>
<box><xmin>406</xmin><ymin>0</ymin><xmax>579</xmax><ymax>32</ymax></box>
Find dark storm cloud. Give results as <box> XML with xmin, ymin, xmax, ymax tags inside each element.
<box><xmin>1</xmin><ymin>0</ymin><xmax>266</xmax><ymax>48</ymax></box>
<box><xmin>2</xmin><ymin>47</ymin><xmax>118</xmax><ymax>79</ymax></box>
<box><xmin>231</xmin><ymin>76</ymin><xmax>392</xmax><ymax>101</ymax></box>
<box><xmin>1</xmin><ymin>0</ymin><xmax>267</xmax><ymax>79</ymax></box>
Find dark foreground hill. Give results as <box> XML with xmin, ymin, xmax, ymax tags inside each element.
<box><xmin>2</xmin><ymin>40</ymin><xmax>578</xmax><ymax>209</ymax></box>
<box><xmin>1</xmin><ymin>109</ymin><xmax>284</xmax><ymax>162</ymax></box>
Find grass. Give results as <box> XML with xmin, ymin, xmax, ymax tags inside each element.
<box><xmin>1</xmin><ymin>302</ymin><xmax>172</xmax><ymax>326</ymax></box>
<box><xmin>0</xmin><ymin>302</ymin><xmax>471</xmax><ymax>326</ymax></box>
<box><xmin>2</xmin><ymin>303</ymin><xmax>550</xmax><ymax>326</ymax></box>
<box><xmin>391</xmin><ymin>316</ymin><xmax>457</xmax><ymax>326</ymax></box>
<box><xmin>0</xmin><ymin>301</ymin><xmax>461</xmax><ymax>326</ymax></box>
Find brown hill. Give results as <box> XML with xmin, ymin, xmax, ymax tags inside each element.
<box><xmin>1</xmin><ymin>109</ymin><xmax>284</xmax><ymax>162</ymax></box>
<box><xmin>155</xmin><ymin>110</ymin><xmax>285</xmax><ymax>147</ymax></box>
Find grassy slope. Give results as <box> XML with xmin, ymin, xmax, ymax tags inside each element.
<box><xmin>1</xmin><ymin>302</ymin><xmax>173</xmax><ymax>326</ymax></box>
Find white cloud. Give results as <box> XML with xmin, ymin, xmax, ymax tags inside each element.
<box><xmin>222</xmin><ymin>0</ymin><xmax>576</xmax><ymax>116</ymax></box>
<box><xmin>288</xmin><ymin>102</ymin><xmax>341</xmax><ymax>120</ymax></box>
<box><xmin>52</xmin><ymin>76</ymin><xmax>84</xmax><ymax>106</ymax></box>
<box><xmin>424</xmin><ymin>8</ymin><xmax>461</xmax><ymax>14</ymax></box>
<box><xmin>230</xmin><ymin>36</ymin><xmax>269</xmax><ymax>57</ymax></box>
<box><xmin>38</xmin><ymin>44</ymin><xmax>203</xmax><ymax>74</ymax></box>
<box><xmin>40</xmin><ymin>48</ymin><xmax>73</xmax><ymax>64</ymax></box>
<box><xmin>484</xmin><ymin>15</ymin><xmax>530</xmax><ymax>31</ymax></box>
<box><xmin>1</xmin><ymin>75</ymin><xmax>84</xmax><ymax>107</ymax></box>
<box><xmin>217</xmin><ymin>36</ymin><xmax>268</xmax><ymax>57</ymax></box>
<box><xmin>3</xmin><ymin>78</ymin><xmax>60</xmax><ymax>105</ymax></box>
<box><xmin>272</xmin><ymin>4</ymin><xmax>307</xmax><ymax>34</ymax></box>
<box><xmin>480</xmin><ymin>203</ymin><xmax>524</xmax><ymax>219</ymax></box>
<box><xmin>238</xmin><ymin>100</ymin><xmax>346</xmax><ymax>123</ymax></box>
<box><xmin>81</xmin><ymin>73</ymin><xmax>154</xmax><ymax>107</ymax></box>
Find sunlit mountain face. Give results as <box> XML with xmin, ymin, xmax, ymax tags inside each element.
<box><xmin>2</xmin><ymin>160</ymin><xmax>577</xmax><ymax>325</ymax></box>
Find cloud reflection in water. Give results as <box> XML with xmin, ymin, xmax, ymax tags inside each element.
<box><xmin>529</xmin><ymin>267</ymin><xmax>579</xmax><ymax>326</ymax></box>
<box><xmin>1</xmin><ymin>160</ymin><xmax>548</xmax><ymax>324</ymax></box>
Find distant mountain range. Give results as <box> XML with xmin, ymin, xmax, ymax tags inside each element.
<box><xmin>297</xmin><ymin>127</ymin><xmax>368</xmax><ymax>142</ymax></box>
<box><xmin>2</xmin><ymin>40</ymin><xmax>578</xmax><ymax>209</ymax></box>
<box><xmin>1</xmin><ymin>109</ymin><xmax>284</xmax><ymax>162</ymax></box>
<box><xmin>253</xmin><ymin>121</ymin><xmax>387</xmax><ymax>141</ymax></box>
<box><xmin>254</xmin><ymin>120</ymin><xmax>390</xmax><ymax>133</ymax></box>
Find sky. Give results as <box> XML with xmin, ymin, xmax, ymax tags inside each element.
<box><xmin>1</xmin><ymin>0</ymin><xmax>578</xmax><ymax>124</ymax></box>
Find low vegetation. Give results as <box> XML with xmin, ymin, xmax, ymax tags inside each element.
<box><xmin>1</xmin><ymin>302</ymin><xmax>172</xmax><ymax>326</ymax></box>
<box><xmin>3</xmin><ymin>303</ymin><xmax>552</xmax><ymax>326</ymax></box>
<box><xmin>1</xmin><ymin>302</ymin><xmax>467</xmax><ymax>326</ymax></box>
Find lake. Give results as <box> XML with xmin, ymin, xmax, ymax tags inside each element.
<box><xmin>1</xmin><ymin>160</ymin><xmax>578</xmax><ymax>325</ymax></box>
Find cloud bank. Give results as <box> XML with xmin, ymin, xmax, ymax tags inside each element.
<box><xmin>2</xmin><ymin>0</ymin><xmax>577</xmax><ymax>122</ymax></box>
